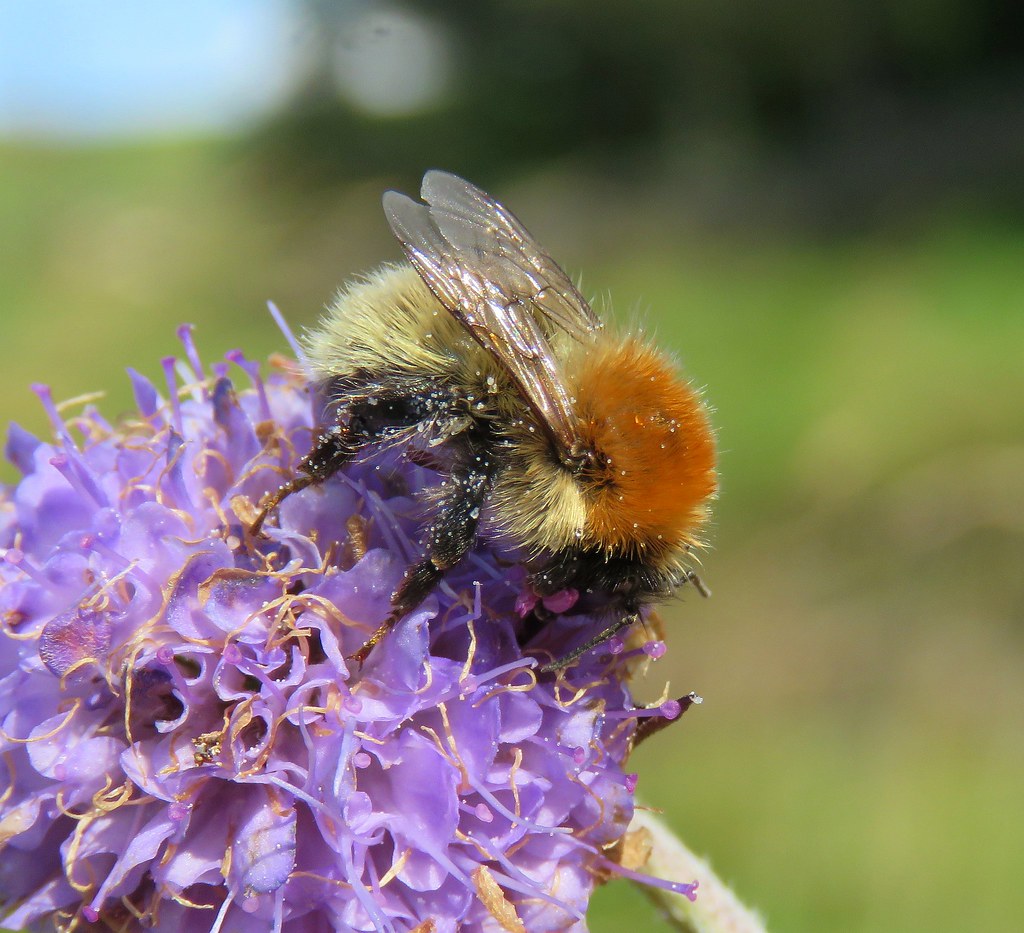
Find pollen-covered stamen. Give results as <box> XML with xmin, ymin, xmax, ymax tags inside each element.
<box><xmin>599</xmin><ymin>857</ymin><xmax>700</xmax><ymax>902</ymax></box>
<box><xmin>632</xmin><ymin>693</ymin><xmax>703</xmax><ymax>746</ymax></box>
<box><xmin>604</xmin><ymin>698</ymin><xmax>686</xmax><ymax>723</ymax></box>
<box><xmin>644</xmin><ymin>639</ymin><xmax>667</xmax><ymax>660</ymax></box>
<box><xmin>602</xmin><ymin>635</ymin><xmax>667</xmax><ymax>666</ymax></box>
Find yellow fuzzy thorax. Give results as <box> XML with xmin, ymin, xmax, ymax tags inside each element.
<box><xmin>302</xmin><ymin>263</ymin><xmax>716</xmax><ymax>572</ymax></box>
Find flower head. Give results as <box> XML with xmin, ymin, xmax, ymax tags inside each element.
<box><xmin>0</xmin><ymin>329</ymin><xmax>692</xmax><ymax>931</ymax></box>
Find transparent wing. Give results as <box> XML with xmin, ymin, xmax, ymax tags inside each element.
<box><xmin>383</xmin><ymin>170</ymin><xmax>602</xmax><ymax>455</ymax></box>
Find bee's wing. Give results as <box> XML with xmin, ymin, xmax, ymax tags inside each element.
<box><xmin>383</xmin><ymin>170</ymin><xmax>602</xmax><ymax>455</ymax></box>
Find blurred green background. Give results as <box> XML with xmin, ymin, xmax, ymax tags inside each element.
<box><xmin>1</xmin><ymin>2</ymin><xmax>1022</xmax><ymax>930</ymax></box>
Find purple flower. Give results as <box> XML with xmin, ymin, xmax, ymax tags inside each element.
<box><xmin>0</xmin><ymin>329</ymin><xmax>694</xmax><ymax>931</ymax></box>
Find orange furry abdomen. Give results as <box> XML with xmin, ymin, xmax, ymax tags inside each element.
<box><xmin>572</xmin><ymin>337</ymin><xmax>717</xmax><ymax>556</ymax></box>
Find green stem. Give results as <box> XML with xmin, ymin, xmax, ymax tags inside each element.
<box><xmin>628</xmin><ymin>807</ymin><xmax>768</xmax><ymax>933</ymax></box>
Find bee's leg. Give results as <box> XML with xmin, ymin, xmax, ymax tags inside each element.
<box><xmin>683</xmin><ymin>569</ymin><xmax>711</xmax><ymax>598</ymax></box>
<box><xmin>348</xmin><ymin>451</ymin><xmax>493</xmax><ymax>665</ymax></box>
<box><xmin>537</xmin><ymin>573</ymin><xmax>708</xmax><ymax>673</ymax></box>
<box><xmin>346</xmin><ymin>560</ymin><xmax>445</xmax><ymax>666</ymax></box>
<box><xmin>539</xmin><ymin>611</ymin><xmax>641</xmax><ymax>674</ymax></box>
<box><xmin>250</xmin><ymin>384</ymin><xmax>441</xmax><ymax>537</ymax></box>
<box><xmin>250</xmin><ymin>425</ymin><xmax>356</xmax><ymax>536</ymax></box>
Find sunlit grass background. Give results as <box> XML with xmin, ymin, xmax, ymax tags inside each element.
<box><xmin>2</xmin><ymin>2</ymin><xmax>1023</xmax><ymax>930</ymax></box>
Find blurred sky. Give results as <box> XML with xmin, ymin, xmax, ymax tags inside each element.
<box><xmin>0</xmin><ymin>0</ymin><xmax>299</xmax><ymax>138</ymax></box>
<box><xmin>0</xmin><ymin>0</ymin><xmax>459</xmax><ymax>140</ymax></box>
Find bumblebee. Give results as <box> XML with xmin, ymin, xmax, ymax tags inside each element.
<box><xmin>254</xmin><ymin>171</ymin><xmax>717</xmax><ymax>670</ymax></box>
